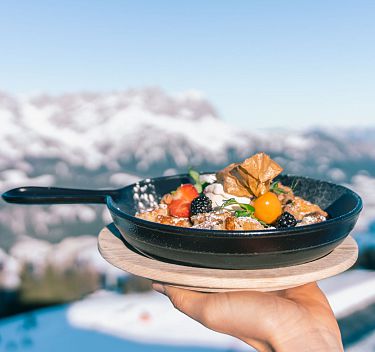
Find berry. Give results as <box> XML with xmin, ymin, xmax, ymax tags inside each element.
<box><xmin>253</xmin><ymin>192</ymin><xmax>282</xmax><ymax>224</ymax></box>
<box><xmin>168</xmin><ymin>184</ymin><xmax>199</xmax><ymax>218</ymax></box>
<box><xmin>173</xmin><ymin>184</ymin><xmax>199</xmax><ymax>202</ymax></box>
<box><xmin>168</xmin><ymin>199</ymin><xmax>191</xmax><ymax>218</ymax></box>
<box><xmin>276</xmin><ymin>212</ymin><xmax>297</xmax><ymax>228</ymax></box>
<box><xmin>190</xmin><ymin>194</ymin><xmax>213</xmax><ymax>215</ymax></box>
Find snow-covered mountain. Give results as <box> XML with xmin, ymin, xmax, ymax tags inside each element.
<box><xmin>0</xmin><ymin>88</ymin><xmax>375</xmax><ymax>248</ymax></box>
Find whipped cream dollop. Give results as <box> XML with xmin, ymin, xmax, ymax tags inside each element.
<box><xmin>202</xmin><ymin>174</ymin><xmax>252</xmax><ymax>209</ymax></box>
<box><xmin>198</xmin><ymin>173</ymin><xmax>217</xmax><ymax>185</ymax></box>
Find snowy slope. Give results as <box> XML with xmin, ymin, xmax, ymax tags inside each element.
<box><xmin>0</xmin><ymin>88</ymin><xmax>374</xmax><ymax>248</ymax></box>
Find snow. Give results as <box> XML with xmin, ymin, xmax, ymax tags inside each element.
<box><xmin>327</xmin><ymin>168</ymin><xmax>346</xmax><ymax>182</ymax></box>
<box><xmin>0</xmin><ymin>170</ymin><xmax>54</xmax><ymax>192</ymax></box>
<box><xmin>76</xmin><ymin>246</ymin><xmax>125</xmax><ymax>281</ymax></box>
<box><xmin>0</xmin><ymin>248</ymin><xmax>21</xmax><ymax>289</ymax></box>
<box><xmin>109</xmin><ymin>172</ymin><xmax>140</xmax><ymax>187</ymax></box>
<box><xmin>1</xmin><ymin>88</ymin><xmax>375</xmax><ymax>242</ymax></box>
<box><xmin>347</xmin><ymin>330</ymin><xmax>375</xmax><ymax>352</ymax></box>
<box><xmin>67</xmin><ymin>290</ymin><xmax>250</xmax><ymax>351</ymax></box>
<box><xmin>5</xmin><ymin>235</ymin><xmax>126</xmax><ymax>285</ymax></box>
<box><xmin>47</xmin><ymin>236</ymin><xmax>98</xmax><ymax>269</ymax></box>
<box><xmin>346</xmin><ymin>174</ymin><xmax>375</xmax><ymax>232</ymax></box>
<box><xmin>0</xmin><ymin>89</ymin><xmax>231</xmax><ymax>174</ymax></box>
<box><xmin>10</xmin><ymin>237</ymin><xmax>52</xmax><ymax>276</ymax></box>
<box><xmin>319</xmin><ymin>270</ymin><xmax>375</xmax><ymax>319</ymax></box>
<box><xmin>3</xmin><ymin>89</ymin><xmax>374</xmax><ymax>180</ymax></box>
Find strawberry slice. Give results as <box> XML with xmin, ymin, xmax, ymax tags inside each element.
<box><xmin>168</xmin><ymin>199</ymin><xmax>191</xmax><ymax>218</ymax></box>
<box><xmin>168</xmin><ymin>184</ymin><xmax>199</xmax><ymax>218</ymax></box>
<box><xmin>173</xmin><ymin>184</ymin><xmax>199</xmax><ymax>202</ymax></box>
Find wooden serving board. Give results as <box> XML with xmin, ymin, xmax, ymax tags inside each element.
<box><xmin>98</xmin><ymin>225</ymin><xmax>358</xmax><ymax>292</ymax></box>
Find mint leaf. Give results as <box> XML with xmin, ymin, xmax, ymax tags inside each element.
<box><xmin>188</xmin><ymin>168</ymin><xmax>200</xmax><ymax>184</ymax></box>
<box><xmin>221</xmin><ymin>198</ymin><xmax>238</xmax><ymax>208</ymax></box>
<box><xmin>222</xmin><ymin>198</ymin><xmax>255</xmax><ymax>218</ymax></box>
<box><xmin>239</xmin><ymin>203</ymin><xmax>255</xmax><ymax>213</ymax></box>
<box><xmin>188</xmin><ymin>167</ymin><xmax>203</xmax><ymax>193</ymax></box>
<box><xmin>270</xmin><ymin>181</ymin><xmax>287</xmax><ymax>195</ymax></box>
<box><xmin>258</xmin><ymin>219</ymin><xmax>270</xmax><ymax>227</ymax></box>
<box><xmin>201</xmin><ymin>182</ymin><xmax>210</xmax><ymax>191</ymax></box>
<box><xmin>234</xmin><ymin>210</ymin><xmax>250</xmax><ymax>217</ymax></box>
<box><xmin>194</xmin><ymin>183</ymin><xmax>203</xmax><ymax>193</ymax></box>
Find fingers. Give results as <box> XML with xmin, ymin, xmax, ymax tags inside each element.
<box><xmin>153</xmin><ymin>283</ymin><xmax>210</xmax><ymax>322</ymax></box>
<box><xmin>152</xmin><ymin>282</ymin><xmax>343</xmax><ymax>352</ymax></box>
<box><xmin>284</xmin><ymin>282</ymin><xmax>332</xmax><ymax>308</ymax></box>
<box><xmin>152</xmin><ymin>283</ymin><xmax>276</xmax><ymax>333</ymax></box>
<box><xmin>282</xmin><ymin>282</ymin><xmax>322</xmax><ymax>300</ymax></box>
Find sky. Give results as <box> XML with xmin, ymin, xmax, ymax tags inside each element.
<box><xmin>0</xmin><ymin>0</ymin><xmax>374</xmax><ymax>128</ymax></box>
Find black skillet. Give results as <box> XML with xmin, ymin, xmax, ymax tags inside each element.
<box><xmin>2</xmin><ymin>174</ymin><xmax>362</xmax><ymax>269</ymax></box>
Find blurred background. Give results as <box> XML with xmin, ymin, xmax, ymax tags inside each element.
<box><xmin>0</xmin><ymin>1</ymin><xmax>375</xmax><ymax>351</ymax></box>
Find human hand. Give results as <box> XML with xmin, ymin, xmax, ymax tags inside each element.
<box><xmin>152</xmin><ymin>282</ymin><xmax>343</xmax><ymax>352</ymax></box>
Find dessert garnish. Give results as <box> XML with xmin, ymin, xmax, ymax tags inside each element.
<box><xmin>189</xmin><ymin>168</ymin><xmax>210</xmax><ymax>193</ymax></box>
<box><xmin>136</xmin><ymin>153</ymin><xmax>328</xmax><ymax>231</ymax></box>
<box><xmin>275</xmin><ymin>212</ymin><xmax>298</xmax><ymax>228</ymax></box>
<box><xmin>190</xmin><ymin>194</ymin><xmax>213</xmax><ymax>215</ymax></box>
<box><xmin>166</xmin><ymin>184</ymin><xmax>199</xmax><ymax>217</ymax></box>
<box><xmin>270</xmin><ymin>181</ymin><xmax>288</xmax><ymax>195</ymax></box>
<box><xmin>221</xmin><ymin>198</ymin><xmax>255</xmax><ymax>218</ymax></box>
<box><xmin>216</xmin><ymin>152</ymin><xmax>283</xmax><ymax>198</ymax></box>
<box><xmin>253</xmin><ymin>192</ymin><xmax>282</xmax><ymax>224</ymax></box>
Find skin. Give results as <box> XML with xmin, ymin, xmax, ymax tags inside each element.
<box><xmin>152</xmin><ymin>282</ymin><xmax>343</xmax><ymax>352</ymax></box>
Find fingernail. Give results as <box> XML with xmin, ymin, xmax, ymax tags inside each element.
<box><xmin>152</xmin><ymin>283</ymin><xmax>165</xmax><ymax>294</ymax></box>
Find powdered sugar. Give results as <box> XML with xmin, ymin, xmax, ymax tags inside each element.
<box><xmin>133</xmin><ymin>179</ymin><xmax>159</xmax><ymax>211</ymax></box>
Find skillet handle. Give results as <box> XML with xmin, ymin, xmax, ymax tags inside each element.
<box><xmin>1</xmin><ymin>186</ymin><xmax>119</xmax><ymax>204</ymax></box>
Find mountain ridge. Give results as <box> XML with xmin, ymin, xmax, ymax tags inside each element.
<box><xmin>0</xmin><ymin>88</ymin><xmax>374</xmax><ymax>248</ymax></box>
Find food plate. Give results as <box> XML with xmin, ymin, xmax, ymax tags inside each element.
<box><xmin>109</xmin><ymin>174</ymin><xmax>362</xmax><ymax>269</ymax></box>
<box><xmin>3</xmin><ymin>173</ymin><xmax>362</xmax><ymax>269</ymax></box>
<box><xmin>98</xmin><ymin>224</ymin><xmax>359</xmax><ymax>292</ymax></box>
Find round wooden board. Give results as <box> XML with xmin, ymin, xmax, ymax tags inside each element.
<box><xmin>98</xmin><ymin>226</ymin><xmax>358</xmax><ymax>292</ymax></box>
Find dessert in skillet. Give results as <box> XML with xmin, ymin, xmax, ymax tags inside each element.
<box><xmin>136</xmin><ymin>153</ymin><xmax>328</xmax><ymax>230</ymax></box>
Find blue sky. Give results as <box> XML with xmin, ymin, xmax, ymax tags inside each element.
<box><xmin>0</xmin><ymin>0</ymin><xmax>374</xmax><ymax>128</ymax></box>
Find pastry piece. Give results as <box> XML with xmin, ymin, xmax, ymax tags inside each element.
<box><xmin>283</xmin><ymin>197</ymin><xmax>327</xmax><ymax>221</ymax></box>
<box><xmin>216</xmin><ymin>153</ymin><xmax>283</xmax><ymax>198</ymax></box>
<box><xmin>191</xmin><ymin>210</ymin><xmax>264</xmax><ymax>231</ymax></box>
<box><xmin>191</xmin><ymin>210</ymin><xmax>232</xmax><ymax>230</ymax></box>
<box><xmin>136</xmin><ymin>204</ymin><xmax>191</xmax><ymax>227</ymax></box>
<box><xmin>228</xmin><ymin>217</ymin><xmax>265</xmax><ymax>231</ymax></box>
<box><xmin>276</xmin><ymin>183</ymin><xmax>295</xmax><ymax>205</ymax></box>
<box><xmin>135</xmin><ymin>204</ymin><xmax>169</xmax><ymax>222</ymax></box>
<box><xmin>297</xmin><ymin>212</ymin><xmax>327</xmax><ymax>226</ymax></box>
<box><xmin>216</xmin><ymin>162</ymin><xmax>248</xmax><ymax>197</ymax></box>
<box><xmin>155</xmin><ymin>215</ymin><xmax>191</xmax><ymax>227</ymax></box>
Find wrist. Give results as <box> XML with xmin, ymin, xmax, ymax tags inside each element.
<box><xmin>270</xmin><ymin>328</ymin><xmax>343</xmax><ymax>352</ymax></box>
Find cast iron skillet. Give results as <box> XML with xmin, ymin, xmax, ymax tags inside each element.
<box><xmin>2</xmin><ymin>174</ymin><xmax>362</xmax><ymax>269</ymax></box>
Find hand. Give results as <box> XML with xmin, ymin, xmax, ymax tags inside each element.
<box><xmin>152</xmin><ymin>282</ymin><xmax>343</xmax><ymax>352</ymax></box>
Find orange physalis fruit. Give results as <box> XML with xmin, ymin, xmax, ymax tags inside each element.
<box><xmin>253</xmin><ymin>192</ymin><xmax>282</xmax><ymax>224</ymax></box>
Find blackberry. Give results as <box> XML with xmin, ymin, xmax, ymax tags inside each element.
<box><xmin>190</xmin><ymin>194</ymin><xmax>213</xmax><ymax>215</ymax></box>
<box><xmin>276</xmin><ymin>212</ymin><xmax>297</xmax><ymax>228</ymax></box>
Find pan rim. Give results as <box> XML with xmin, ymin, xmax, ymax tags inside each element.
<box><xmin>106</xmin><ymin>173</ymin><xmax>363</xmax><ymax>239</ymax></box>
